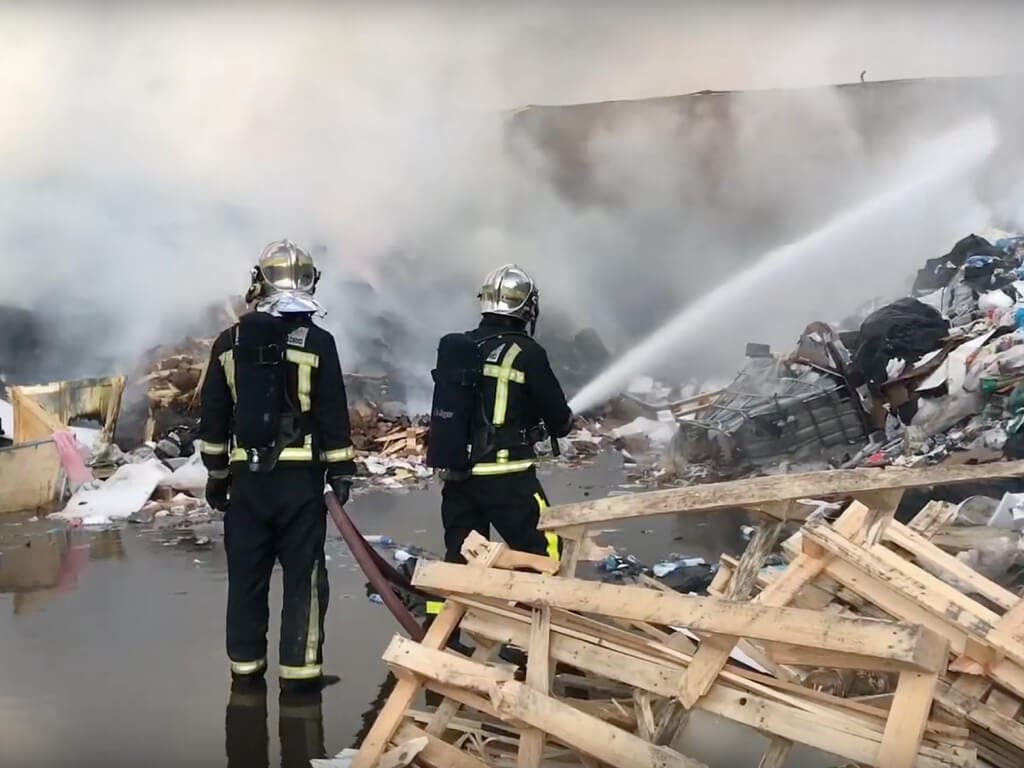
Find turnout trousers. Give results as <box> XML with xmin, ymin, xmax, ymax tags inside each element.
<box><xmin>224</xmin><ymin>466</ymin><xmax>329</xmax><ymax>680</ymax></box>
<box><xmin>427</xmin><ymin>467</ymin><xmax>559</xmax><ymax>617</ymax></box>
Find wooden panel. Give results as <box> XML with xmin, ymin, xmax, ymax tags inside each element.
<box><xmin>11</xmin><ymin>389</ymin><xmax>65</xmax><ymax>444</ymax></box>
<box><xmin>0</xmin><ymin>440</ymin><xmax>62</xmax><ymax>514</ymax></box>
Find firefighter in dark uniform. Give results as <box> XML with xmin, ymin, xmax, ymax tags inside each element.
<box><xmin>199</xmin><ymin>240</ymin><xmax>356</xmax><ymax>690</ymax></box>
<box><xmin>426</xmin><ymin>265</ymin><xmax>573</xmax><ymax>616</ymax></box>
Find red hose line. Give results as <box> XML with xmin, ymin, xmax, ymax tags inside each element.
<box><xmin>324</xmin><ymin>491</ymin><xmax>425</xmax><ymax>642</ymax></box>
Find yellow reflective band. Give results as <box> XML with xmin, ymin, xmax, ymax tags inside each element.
<box><xmin>230</xmin><ymin>436</ymin><xmax>315</xmax><ymax>463</ymax></box>
<box><xmin>484</xmin><ymin>343</ymin><xmax>523</xmax><ymax>427</ymax></box>
<box><xmin>305</xmin><ymin>561</ymin><xmax>320</xmax><ymax>665</ymax></box>
<box><xmin>220</xmin><ymin>350</ymin><xmax>237</xmax><ymax>402</ymax></box>
<box><xmin>280</xmin><ymin>664</ymin><xmax>322</xmax><ymax>680</ymax></box>
<box><xmin>545</xmin><ymin>532</ymin><xmax>560</xmax><ymax>562</ymax></box>
<box><xmin>534</xmin><ymin>494</ymin><xmax>558</xmax><ymax>560</ymax></box>
<box><xmin>199</xmin><ymin>440</ymin><xmax>228</xmax><ymax>456</ymax></box>
<box><xmin>425</xmin><ymin>600</ymin><xmax>445</xmax><ymax>615</ymax></box>
<box><xmin>286</xmin><ymin>349</ymin><xmax>319</xmax><ymax>412</ymax></box>
<box><xmin>208</xmin><ymin>469</ymin><xmax>230</xmax><ymax>480</ymax></box>
<box><xmin>322</xmin><ymin>446</ymin><xmax>355</xmax><ymax>462</ymax></box>
<box><xmin>471</xmin><ymin>459</ymin><xmax>535</xmax><ymax>476</ymax></box>
<box><xmin>230</xmin><ymin>658</ymin><xmax>266</xmax><ymax>676</ymax></box>
<box><xmin>496</xmin><ymin>449</ymin><xmax>510</xmax><ymax>463</ymax></box>
<box><xmin>482</xmin><ymin>364</ymin><xmax>525</xmax><ymax>384</ymax></box>
<box><xmin>285</xmin><ymin>349</ymin><xmax>319</xmax><ymax>368</ymax></box>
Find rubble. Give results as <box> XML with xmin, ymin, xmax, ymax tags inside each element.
<box><xmin>352</xmin><ymin>461</ymin><xmax>1024</xmax><ymax>768</ymax></box>
<box><xmin>644</xmin><ymin>231</ymin><xmax>1024</xmax><ymax>488</ymax></box>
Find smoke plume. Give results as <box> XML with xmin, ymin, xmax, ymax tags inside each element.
<box><xmin>3</xmin><ymin>1</ymin><xmax>1024</xmax><ymax>409</ymax></box>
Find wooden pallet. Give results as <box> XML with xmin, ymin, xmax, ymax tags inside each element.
<box><xmin>352</xmin><ymin>462</ymin><xmax>1024</xmax><ymax>767</ymax></box>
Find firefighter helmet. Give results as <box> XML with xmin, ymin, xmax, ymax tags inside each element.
<box><xmin>245</xmin><ymin>239</ymin><xmax>321</xmax><ymax>303</ymax></box>
<box><xmin>478</xmin><ymin>264</ymin><xmax>539</xmax><ymax>329</ymax></box>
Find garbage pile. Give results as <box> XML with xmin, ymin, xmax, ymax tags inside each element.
<box><xmin>349</xmin><ymin>462</ymin><xmax>1024</xmax><ymax>768</ymax></box>
<box><xmin>663</xmin><ymin>230</ymin><xmax>1024</xmax><ymax>482</ymax></box>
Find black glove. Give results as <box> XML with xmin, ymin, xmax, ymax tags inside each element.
<box><xmin>205</xmin><ymin>475</ymin><xmax>231</xmax><ymax>512</ymax></box>
<box><xmin>327</xmin><ymin>474</ymin><xmax>353</xmax><ymax>506</ymax></box>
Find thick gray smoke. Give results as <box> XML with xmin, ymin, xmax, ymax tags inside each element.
<box><xmin>3</xmin><ymin>2</ymin><xmax>1024</xmax><ymax>409</ymax></box>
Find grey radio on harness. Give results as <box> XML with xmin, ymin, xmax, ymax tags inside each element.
<box><xmin>232</xmin><ymin>312</ymin><xmax>304</xmax><ymax>473</ymax></box>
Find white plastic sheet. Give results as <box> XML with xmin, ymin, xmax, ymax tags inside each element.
<box><xmin>50</xmin><ymin>459</ymin><xmax>171</xmax><ymax>525</ymax></box>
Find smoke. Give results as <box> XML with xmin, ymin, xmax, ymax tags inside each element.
<box><xmin>3</xmin><ymin>1</ymin><xmax>1024</xmax><ymax>408</ymax></box>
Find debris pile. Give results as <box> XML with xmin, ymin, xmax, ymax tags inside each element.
<box><xmin>658</xmin><ymin>230</ymin><xmax>1024</xmax><ymax>482</ymax></box>
<box><xmin>350</xmin><ymin>461</ymin><xmax>1024</xmax><ymax>768</ymax></box>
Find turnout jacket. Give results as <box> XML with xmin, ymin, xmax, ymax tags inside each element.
<box><xmin>198</xmin><ymin>312</ymin><xmax>357</xmax><ymax>479</ymax></box>
<box><xmin>468</xmin><ymin>315</ymin><xmax>573</xmax><ymax>476</ymax></box>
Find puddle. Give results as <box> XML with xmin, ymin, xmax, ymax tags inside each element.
<box><xmin>0</xmin><ymin>455</ymin><xmax>832</xmax><ymax>767</ymax></box>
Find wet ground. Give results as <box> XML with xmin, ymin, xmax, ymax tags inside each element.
<box><xmin>0</xmin><ymin>453</ymin><xmax>832</xmax><ymax>768</ymax></box>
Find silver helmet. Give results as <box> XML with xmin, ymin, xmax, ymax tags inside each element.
<box><xmin>478</xmin><ymin>264</ymin><xmax>540</xmax><ymax>331</ymax></box>
<box><xmin>246</xmin><ymin>239</ymin><xmax>321</xmax><ymax>303</ymax></box>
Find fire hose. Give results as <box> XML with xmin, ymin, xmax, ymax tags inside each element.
<box><xmin>325</xmin><ymin>490</ymin><xmax>426</xmax><ymax>642</ymax></box>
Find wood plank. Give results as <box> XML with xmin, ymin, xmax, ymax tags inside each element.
<box><xmin>352</xmin><ymin>543</ymin><xmax>506</xmax><ymax>768</ymax></box>
<box><xmin>518</xmin><ymin>607</ymin><xmax>552</xmax><ymax>768</ymax></box>
<box><xmin>701</xmin><ymin>684</ymin><xmax>972</xmax><ymax>768</ymax></box>
<box><xmin>392</xmin><ymin>723</ymin><xmax>491</xmax><ymax>768</ymax></box>
<box><xmin>425</xmin><ymin>642</ymin><xmax>497</xmax><ymax>736</ymax></box>
<box><xmin>461</xmin><ymin>531</ymin><xmax>559</xmax><ymax>575</ymax></box>
<box><xmin>935</xmin><ymin>679</ymin><xmax>1024</xmax><ymax>752</ymax></box>
<box><xmin>382</xmin><ymin>636</ymin><xmax>707</xmax><ymax>768</ymax></box>
<box><xmin>758</xmin><ymin>738</ymin><xmax>792</xmax><ymax>768</ymax></box>
<box><xmin>672</xmin><ymin>521</ymin><xmax>784</xmax><ymax>716</ymax></box>
<box><xmin>883</xmin><ymin>521</ymin><xmax>1018</xmax><ymax>610</ymax></box>
<box><xmin>907</xmin><ymin>500</ymin><xmax>959</xmax><ymax>538</ymax></box>
<box><xmin>414</xmin><ymin>562</ymin><xmax>949</xmax><ymax>673</ymax></box>
<box><xmin>538</xmin><ymin>461</ymin><xmax>1024</xmax><ymax>531</ymax></box>
<box><xmin>986</xmin><ymin>687</ymin><xmax>1023</xmax><ymax>719</ymax></box>
<box><xmin>803</xmin><ymin>521</ymin><xmax>1002</xmax><ymax>646</ymax></box>
<box><xmin>677</xmin><ymin>503</ymin><xmax>871</xmax><ymax>708</ymax></box>
<box><xmin>876</xmin><ymin>671</ymin><xmax>940</xmax><ymax>768</ymax></box>
<box><xmin>378</xmin><ymin>737</ymin><xmax>428</xmax><ymax>768</ymax></box>
<box><xmin>816</xmin><ymin>549</ymin><xmax>1024</xmax><ymax>700</ymax></box>
<box><xmin>460</xmin><ymin>607</ymin><xmax>965</xmax><ymax>754</ymax></box>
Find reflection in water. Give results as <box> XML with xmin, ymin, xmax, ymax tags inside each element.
<box><xmin>0</xmin><ymin>524</ymin><xmax>127</xmax><ymax>616</ymax></box>
<box><xmin>226</xmin><ymin>681</ymin><xmax>269</xmax><ymax>768</ymax></box>
<box><xmin>352</xmin><ymin>673</ymin><xmax>398</xmax><ymax>749</ymax></box>
<box><xmin>225</xmin><ymin>680</ymin><xmax>327</xmax><ymax>768</ymax></box>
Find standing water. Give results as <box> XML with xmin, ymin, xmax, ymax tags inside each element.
<box><xmin>569</xmin><ymin>117</ymin><xmax>999</xmax><ymax>414</ymax></box>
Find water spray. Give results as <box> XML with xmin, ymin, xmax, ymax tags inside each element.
<box><xmin>569</xmin><ymin>118</ymin><xmax>999</xmax><ymax>414</ymax></box>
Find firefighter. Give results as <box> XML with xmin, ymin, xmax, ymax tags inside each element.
<box><xmin>425</xmin><ymin>264</ymin><xmax>573</xmax><ymax>616</ymax></box>
<box><xmin>199</xmin><ymin>239</ymin><xmax>356</xmax><ymax>690</ymax></box>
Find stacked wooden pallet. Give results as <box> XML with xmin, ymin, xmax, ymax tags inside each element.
<box><xmin>351</xmin><ymin>460</ymin><xmax>1024</xmax><ymax>768</ymax></box>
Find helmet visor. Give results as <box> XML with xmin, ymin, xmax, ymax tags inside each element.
<box><xmin>259</xmin><ymin>243</ymin><xmax>317</xmax><ymax>293</ymax></box>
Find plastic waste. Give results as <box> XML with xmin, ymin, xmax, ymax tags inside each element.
<box><xmin>953</xmin><ymin>496</ymin><xmax>1000</xmax><ymax>526</ymax></box>
<box><xmin>652</xmin><ymin>555</ymin><xmax>707</xmax><ymax>578</ymax></box>
<box><xmin>979</xmin><ymin>290</ymin><xmax>1014</xmax><ymax>312</ymax></box>
<box><xmin>393</xmin><ymin>549</ymin><xmax>414</xmax><ymax>563</ymax></box>
<box><xmin>957</xmin><ymin>534</ymin><xmax>1024</xmax><ymax>588</ymax></box>
<box><xmin>368</xmin><ymin>593</ymin><xmax>385</xmax><ymax>605</ymax></box>
<box><xmin>988</xmin><ymin>492</ymin><xmax>1024</xmax><ymax>530</ymax></box>
<box><xmin>363</xmin><ymin>535</ymin><xmax>394</xmax><ymax>546</ymax></box>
